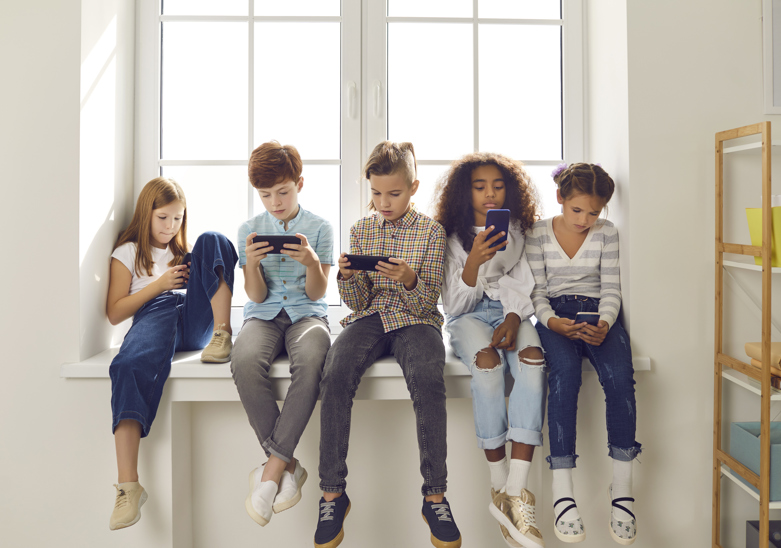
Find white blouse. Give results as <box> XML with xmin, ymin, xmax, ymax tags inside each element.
<box><xmin>441</xmin><ymin>224</ymin><xmax>535</xmax><ymax>320</ymax></box>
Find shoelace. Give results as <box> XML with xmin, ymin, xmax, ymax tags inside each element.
<box><xmin>206</xmin><ymin>329</ymin><xmax>226</xmax><ymax>349</ymax></box>
<box><xmin>114</xmin><ymin>485</ymin><xmax>128</xmax><ymax>509</ymax></box>
<box><xmin>319</xmin><ymin>501</ymin><xmax>336</xmax><ymax>522</ymax></box>
<box><xmin>508</xmin><ymin>497</ymin><xmax>538</xmax><ymax>529</ymax></box>
<box><xmin>431</xmin><ymin>503</ymin><xmax>453</xmax><ymax>522</ymax></box>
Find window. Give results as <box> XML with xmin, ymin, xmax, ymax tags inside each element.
<box><xmin>136</xmin><ymin>0</ymin><xmax>582</xmax><ymax>308</ymax></box>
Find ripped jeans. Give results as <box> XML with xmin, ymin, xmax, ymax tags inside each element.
<box><xmin>446</xmin><ymin>296</ymin><xmax>547</xmax><ymax>449</ymax></box>
<box><xmin>536</xmin><ymin>295</ymin><xmax>642</xmax><ymax>469</ymax></box>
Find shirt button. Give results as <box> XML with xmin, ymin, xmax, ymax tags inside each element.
<box><xmin>279</xmin><ymin>221</ymin><xmax>283</xmax><ymax>225</ymax></box>
<box><xmin>283</xmin><ymin>296</ymin><xmax>287</xmax><ymax>300</ymax></box>
<box><xmin>281</xmin><ymin>258</ymin><xmax>285</xmax><ymax>262</ymax></box>
<box><xmin>283</xmin><ymin>280</ymin><xmax>287</xmax><ymax>284</ymax></box>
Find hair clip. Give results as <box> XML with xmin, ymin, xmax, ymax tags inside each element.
<box><xmin>551</xmin><ymin>162</ymin><xmax>568</xmax><ymax>179</ymax></box>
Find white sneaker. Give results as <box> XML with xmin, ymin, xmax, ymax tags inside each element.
<box><xmin>245</xmin><ymin>467</ymin><xmax>277</xmax><ymax>526</ymax></box>
<box><xmin>273</xmin><ymin>460</ymin><xmax>308</xmax><ymax>513</ymax></box>
<box><xmin>608</xmin><ymin>485</ymin><xmax>637</xmax><ymax>545</ymax></box>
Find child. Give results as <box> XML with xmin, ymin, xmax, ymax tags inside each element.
<box><xmin>106</xmin><ymin>177</ymin><xmax>238</xmax><ymax>530</ymax></box>
<box><xmin>525</xmin><ymin>163</ymin><xmax>641</xmax><ymax>545</ymax></box>
<box><xmin>314</xmin><ymin>141</ymin><xmax>461</xmax><ymax>548</ymax></box>
<box><xmin>231</xmin><ymin>141</ymin><xmax>334</xmax><ymax>527</ymax></box>
<box><xmin>435</xmin><ymin>152</ymin><xmax>546</xmax><ymax>548</ymax></box>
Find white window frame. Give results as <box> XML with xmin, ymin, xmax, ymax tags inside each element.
<box><xmin>135</xmin><ymin>0</ymin><xmax>584</xmax><ymax>319</ymax></box>
<box><xmin>135</xmin><ymin>0</ymin><xmax>362</xmax><ymax>255</ymax></box>
<box><xmin>365</xmin><ymin>0</ymin><xmax>584</xmax><ymax>169</ymax></box>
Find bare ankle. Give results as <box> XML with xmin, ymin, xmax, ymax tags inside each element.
<box><xmin>323</xmin><ymin>492</ymin><xmax>341</xmax><ymax>502</ymax></box>
<box><xmin>425</xmin><ymin>493</ymin><xmax>444</xmax><ymax>503</ymax></box>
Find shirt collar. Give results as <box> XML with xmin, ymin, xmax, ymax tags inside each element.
<box><xmin>377</xmin><ymin>205</ymin><xmax>417</xmax><ymax>229</ymax></box>
<box><xmin>272</xmin><ymin>205</ymin><xmax>305</xmax><ymax>233</ymax></box>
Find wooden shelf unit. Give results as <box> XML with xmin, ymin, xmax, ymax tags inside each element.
<box><xmin>713</xmin><ymin>121</ymin><xmax>777</xmax><ymax>548</ymax></box>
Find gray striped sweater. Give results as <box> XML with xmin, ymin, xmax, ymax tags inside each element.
<box><xmin>525</xmin><ymin>217</ymin><xmax>622</xmax><ymax>329</ymax></box>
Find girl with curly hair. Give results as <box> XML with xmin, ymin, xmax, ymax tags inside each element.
<box><xmin>434</xmin><ymin>152</ymin><xmax>546</xmax><ymax>548</ymax></box>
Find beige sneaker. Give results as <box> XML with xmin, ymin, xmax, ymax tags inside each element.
<box><xmin>492</xmin><ymin>489</ymin><xmax>522</xmax><ymax>548</ymax></box>
<box><xmin>489</xmin><ymin>488</ymin><xmax>544</xmax><ymax>548</ymax></box>
<box><xmin>201</xmin><ymin>325</ymin><xmax>232</xmax><ymax>363</ymax></box>
<box><xmin>109</xmin><ymin>482</ymin><xmax>148</xmax><ymax>531</ymax></box>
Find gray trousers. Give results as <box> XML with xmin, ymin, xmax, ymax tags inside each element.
<box><xmin>231</xmin><ymin>309</ymin><xmax>331</xmax><ymax>462</ymax></box>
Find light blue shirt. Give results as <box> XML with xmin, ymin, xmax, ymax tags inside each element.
<box><xmin>238</xmin><ymin>207</ymin><xmax>334</xmax><ymax>323</ymax></box>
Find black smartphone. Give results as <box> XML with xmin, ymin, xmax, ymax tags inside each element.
<box><xmin>252</xmin><ymin>235</ymin><xmax>302</xmax><ymax>254</ymax></box>
<box><xmin>344</xmin><ymin>254</ymin><xmax>392</xmax><ymax>271</ymax></box>
<box><xmin>575</xmin><ymin>312</ymin><xmax>600</xmax><ymax>326</ymax></box>
<box><xmin>179</xmin><ymin>252</ymin><xmax>192</xmax><ymax>267</ymax></box>
<box><xmin>485</xmin><ymin>209</ymin><xmax>510</xmax><ymax>250</ymax></box>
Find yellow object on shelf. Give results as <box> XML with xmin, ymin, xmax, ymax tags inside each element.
<box><xmin>746</xmin><ymin>206</ymin><xmax>781</xmax><ymax>266</ymax></box>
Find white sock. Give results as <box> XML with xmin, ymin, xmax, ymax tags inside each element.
<box><xmin>487</xmin><ymin>457</ymin><xmax>509</xmax><ymax>492</ymax></box>
<box><xmin>505</xmin><ymin>459</ymin><xmax>531</xmax><ymax>496</ymax></box>
<box><xmin>611</xmin><ymin>459</ymin><xmax>634</xmax><ymax>520</ymax></box>
<box><xmin>552</xmin><ymin>468</ymin><xmax>580</xmax><ymax>522</ymax></box>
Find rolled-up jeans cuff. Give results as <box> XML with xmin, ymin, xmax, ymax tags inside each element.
<box><xmin>546</xmin><ymin>454</ymin><xmax>578</xmax><ymax>470</ymax></box>
<box><xmin>319</xmin><ymin>483</ymin><xmax>346</xmax><ymax>494</ymax></box>
<box><xmin>423</xmin><ymin>486</ymin><xmax>447</xmax><ymax>497</ymax></box>
<box><xmin>608</xmin><ymin>443</ymin><xmax>642</xmax><ymax>462</ymax></box>
<box><xmin>262</xmin><ymin>439</ymin><xmax>292</xmax><ymax>463</ymax></box>
<box><xmin>507</xmin><ymin>427</ymin><xmax>543</xmax><ymax>447</ymax></box>
<box><xmin>476</xmin><ymin>431</ymin><xmax>509</xmax><ymax>450</ymax></box>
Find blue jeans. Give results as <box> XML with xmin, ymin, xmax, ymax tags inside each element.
<box><xmin>110</xmin><ymin>231</ymin><xmax>238</xmax><ymax>437</ymax></box>
<box><xmin>319</xmin><ymin>313</ymin><xmax>448</xmax><ymax>497</ymax></box>
<box><xmin>445</xmin><ymin>296</ymin><xmax>547</xmax><ymax>449</ymax></box>
<box><xmin>536</xmin><ymin>295</ymin><xmax>641</xmax><ymax>469</ymax></box>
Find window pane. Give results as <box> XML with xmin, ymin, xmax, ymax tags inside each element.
<box><xmin>252</xmin><ymin>165</ymin><xmax>341</xmax><ymax>304</ymax></box>
<box><xmin>478</xmin><ymin>0</ymin><xmax>560</xmax><ymax>20</ymax></box>
<box><xmin>254</xmin><ymin>23</ymin><xmax>340</xmax><ymax>160</ymax></box>
<box><xmin>388</xmin><ymin>0</ymin><xmax>472</xmax><ymax>18</ymax></box>
<box><xmin>415</xmin><ymin>164</ymin><xmax>450</xmax><ymax>218</ymax></box>
<box><xmin>161</xmin><ymin>165</ymin><xmax>250</xmax><ymax>305</ymax></box>
<box><xmin>388</xmin><ymin>23</ymin><xmax>473</xmax><ymax>159</ymax></box>
<box><xmin>479</xmin><ymin>24</ymin><xmax>561</xmax><ymax>160</ymax></box>
<box><xmin>255</xmin><ymin>0</ymin><xmax>339</xmax><ymax>16</ymax></box>
<box><xmin>162</xmin><ymin>23</ymin><xmax>248</xmax><ymax>160</ymax></box>
<box><xmin>524</xmin><ymin>164</ymin><xmax>560</xmax><ymax>219</ymax></box>
<box><xmin>162</xmin><ymin>0</ymin><xmax>248</xmax><ymax>16</ymax></box>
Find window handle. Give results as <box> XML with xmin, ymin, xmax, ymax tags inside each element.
<box><xmin>347</xmin><ymin>81</ymin><xmax>357</xmax><ymax>119</ymax></box>
<box><xmin>373</xmin><ymin>80</ymin><xmax>382</xmax><ymax>118</ymax></box>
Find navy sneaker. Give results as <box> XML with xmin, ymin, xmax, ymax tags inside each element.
<box><xmin>421</xmin><ymin>497</ymin><xmax>462</xmax><ymax>548</ymax></box>
<box><xmin>314</xmin><ymin>492</ymin><xmax>350</xmax><ymax>548</ymax></box>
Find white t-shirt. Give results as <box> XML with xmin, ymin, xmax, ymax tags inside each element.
<box><xmin>111</xmin><ymin>242</ymin><xmax>175</xmax><ymax>295</ymax></box>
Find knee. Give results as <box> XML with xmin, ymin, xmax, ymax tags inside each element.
<box><xmin>518</xmin><ymin>346</ymin><xmax>545</xmax><ymax>369</ymax></box>
<box><xmin>475</xmin><ymin>347</ymin><xmax>502</xmax><ymax>372</ymax></box>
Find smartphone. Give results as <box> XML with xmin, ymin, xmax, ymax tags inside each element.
<box><xmin>252</xmin><ymin>235</ymin><xmax>302</xmax><ymax>254</ymax></box>
<box><xmin>179</xmin><ymin>252</ymin><xmax>192</xmax><ymax>267</ymax></box>
<box><xmin>575</xmin><ymin>312</ymin><xmax>600</xmax><ymax>326</ymax></box>
<box><xmin>344</xmin><ymin>254</ymin><xmax>392</xmax><ymax>271</ymax></box>
<box><xmin>485</xmin><ymin>209</ymin><xmax>510</xmax><ymax>250</ymax></box>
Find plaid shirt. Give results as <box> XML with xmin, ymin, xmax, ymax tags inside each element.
<box><xmin>338</xmin><ymin>207</ymin><xmax>446</xmax><ymax>332</ymax></box>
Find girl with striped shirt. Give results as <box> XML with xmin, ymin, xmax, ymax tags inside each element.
<box><xmin>525</xmin><ymin>163</ymin><xmax>641</xmax><ymax>545</ymax></box>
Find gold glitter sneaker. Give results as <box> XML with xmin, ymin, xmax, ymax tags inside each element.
<box><xmin>489</xmin><ymin>488</ymin><xmax>544</xmax><ymax>548</ymax></box>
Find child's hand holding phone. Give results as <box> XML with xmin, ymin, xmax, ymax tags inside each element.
<box><xmin>376</xmin><ymin>257</ymin><xmax>417</xmax><ymax>290</ymax></box>
<box><xmin>577</xmin><ymin>320</ymin><xmax>609</xmax><ymax>346</ymax></box>
<box><xmin>280</xmin><ymin>233</ymin><xmax>319</xmax><ymax>268</ymax></box>
<box><xmin>338</xmin><ymin>252</ymin><xmax>356</xmax><ymax>280</ymax></box>
<box><xmin>245</xmin><ymin>232</ymin><xmax>274</xmax><ymax>268</ymax></box>
<box><xmin>466</xmin><ymin>226</ymin><xmax>507</xmax><ymax>268</ymax></box>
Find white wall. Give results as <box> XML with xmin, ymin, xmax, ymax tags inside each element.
<box><xmin>625</xmin><ymin>1</ymin><xmax>780</xmax><ymax>547</ymax></box>
<box><xmin>3</xmin><ymin>1</ymin><xmax>779</xmax><ymax>547</ymax></box>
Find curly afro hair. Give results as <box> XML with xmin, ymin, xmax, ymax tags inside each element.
<box><xmin>433</xmin><ymin>152</ymin><xmax>540</xmax><ymax>252</ymax></box>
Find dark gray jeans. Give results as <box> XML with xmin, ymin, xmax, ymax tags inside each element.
<box><xmin>318</xmin><ymin>313</ymin><xmax>448</xmax><ymax>496</ymax></box>
<box><xmin>231</xmin><ymin>310</ymin><xmax>331</xmax><ymax>462</ymax></box>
